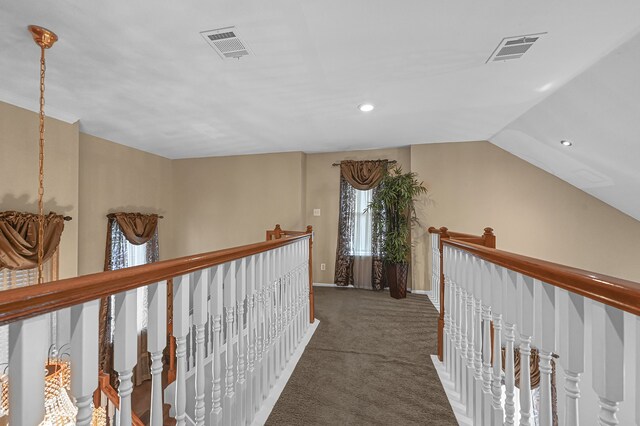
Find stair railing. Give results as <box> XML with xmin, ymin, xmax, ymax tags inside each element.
<box><xmin>0</xmin><ymin>228</ymin><xmax>314</xmax><ymax>426</ymax></box>
<box><xmin>427</xmin><ymin>226</ymin><xmax>496</xmax><ymax>362</ymax></box>
<box><xmin>434</xmin><ymin>235</ymin><xmax>640</xmax><ymax>425</ymax></box>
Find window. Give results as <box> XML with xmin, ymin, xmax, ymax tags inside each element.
<box><xmin>350</xmin><ymin>189</ymin><xmax>372</xmax><ymax>256</ymax></box>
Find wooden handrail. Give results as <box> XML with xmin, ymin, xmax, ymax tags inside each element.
<box><xmin>0</xmin><ymin>233</ymin><xmax>311</xmax><ymax>326</ymax></box>
<box><xmin>444</xmin><ymin>238</ymin><xmax>640</xmax><ymax>317</ymax></box>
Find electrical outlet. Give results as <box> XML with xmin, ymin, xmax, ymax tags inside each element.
<box><xmin>313</xmin><ymin>208</ymin><xmax>321</xmax><ymax>216</ymax></box>
<box><xmin>320</xmin><ymin>263</ymin><xmax>326</xmax><ymax>271</ymax></box>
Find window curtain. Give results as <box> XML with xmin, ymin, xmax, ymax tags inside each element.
<box><xmin>99</xmin><ymin>213</ymin><xmax>160</xmax><ymax>387</ymax></box>
<box><xmin>0</xmin><ymin>211</ymin><xmax>65</xmax><ymax>270</ymax></box>
<box><xmin>334</xmin><ymin>160</ymin><xmax>387</xmax><ymax>290</ymax></box>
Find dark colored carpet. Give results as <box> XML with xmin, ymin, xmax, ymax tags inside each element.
<box><xmin>266</xmin><ymin>287</ymin><xmax>457</xmax><ymax>426</ymax></box>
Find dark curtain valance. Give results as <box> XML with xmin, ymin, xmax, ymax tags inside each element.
<box><xmin>0</xmin><ymin>211</ymin><xmax>65</xmax><ymax>270</ymax></box>
<box><xmin>107</xmin><ymin>212</ymin><xmax>159</xmax><ymax>245</ymax></box>
<box><xmin>339</xmin><ymin>160</ymin><xmax>388</xmax><ymax>190</ymax></box>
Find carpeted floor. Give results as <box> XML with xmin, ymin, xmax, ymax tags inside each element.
<box><xmin>266</xmin><ymin>287</ymin><xmax>457</xmax><ymax>426</ymax></box>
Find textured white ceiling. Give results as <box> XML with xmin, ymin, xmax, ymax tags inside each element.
<box><xmin>1</xmin><ymin>1</ymin><xmax>640</xmax><ymax>160</ymax></box>
<box><xmin>491</xmin><ymin>31</ymin><xmax>640</xmax><ymax>221</ymax></box>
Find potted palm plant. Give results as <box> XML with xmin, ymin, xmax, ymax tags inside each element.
<box><xmin>368</xmin><ymin>166</ymin><xmax>427</xmax><ymax>299</ymax></box>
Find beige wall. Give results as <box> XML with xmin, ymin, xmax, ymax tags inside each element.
<box><xmin>172</xmin><ymin>152</ymin><xmax>306</xmax><ymax>257</ymax></box>
<box><xmin>4</xmin><ymin>98</ymin><xmax>640</xmax><ymax>290</ymax></box>
<box><xmin>0</xmin><ymin>101</ymin><xmax>79</xmax><ymax>279</ymax></box>
<box><xmin>411</xmin><ymin>141</ymin><xmax>640</xmax><ymax>291</ymax></box>
<box><xmin>305</xmin><ymin>147</ymin><xmax>411</xmax><ymax>284</ymax></box>
<box><xmin>78</xmin><ymin>133</ymin><xmax>174</xmax><ymax>275</ymax></box>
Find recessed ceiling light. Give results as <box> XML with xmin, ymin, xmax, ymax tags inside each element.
<box><xmin>560</xmin><ymin>140</ymin><xmax>573</xmax><ymax>147</ymax></box>
<box><xmin>358</xmin><ymin>103</ymin><xmax>374</xmax><ymax>112</ymax></box>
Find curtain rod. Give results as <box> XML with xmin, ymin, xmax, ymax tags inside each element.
<box><xmin>331</xmin><ymin>160</ymin><xmax>397</xmax><ymax>166</ymax></box>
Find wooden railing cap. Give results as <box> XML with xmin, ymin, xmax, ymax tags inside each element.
<box><xmin>443</xmin><ymin>238</ymin><xmax>640</xmax><ymax>316</ymax></box>
<box><xmin>0</xmin><ymin>232</ymin><xmax>312</xmax><ymax>326</ymax></box>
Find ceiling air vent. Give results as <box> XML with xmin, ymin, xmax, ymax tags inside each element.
<box><xmin>200</xmin><ymin>27</ymin><xmax>252</xmax><ymax>60</ymax></box>
<box><xmin>486</xmin><ymin>33</ymin><xmax>546</xmax><ymax>63</ymax></box>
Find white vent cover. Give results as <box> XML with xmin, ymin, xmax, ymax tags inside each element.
<box><xmin>486</xmin><ymin>33</ymin><xmax>546</xmax><ymax>63</ymax></box>
<box><xmin>201</xmin><ymin>27</ymin><xmax>252</xmax><ymax>60</ymax></box>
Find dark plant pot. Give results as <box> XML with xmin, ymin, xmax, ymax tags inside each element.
<box><xmin>386</xmin><ymin>263</ymin><xmax>408</xmax><ymax>299</ymax></box>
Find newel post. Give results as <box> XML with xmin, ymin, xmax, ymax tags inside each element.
<box><xmin>437</xmin><ymin>227</ymin><xmax>450</xmax><ymax>361</ymax></box>
<box><xmin>482</xmin><ymin>227</ymin><xmax>496</xmax><ymax>248</ymax></box>
<box><xmin>307</xmin><ymin>225</ymin><xmax>315</xmax><ymax>323</ymax></box>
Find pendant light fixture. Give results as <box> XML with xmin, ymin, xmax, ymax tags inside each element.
<box><xmin>19</xmin><ymin>25</ymin><xmax>107</xmax><ymax>426</ymax></box>
<box><xmin>27</xmin><ymin>25</ymin><xmax>58</xmax><ymax>285</ymax></box>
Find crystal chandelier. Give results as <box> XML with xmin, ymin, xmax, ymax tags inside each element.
<box><xmin>1</xmin><ymin>358</ymin><xmax>106</xmax><ymax>425</ymax></box>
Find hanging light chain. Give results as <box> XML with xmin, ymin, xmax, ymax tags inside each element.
<box><xmin>37</xmin><ymin>43</ymin><xmax>46</xmax><ymax>285</ymax></box>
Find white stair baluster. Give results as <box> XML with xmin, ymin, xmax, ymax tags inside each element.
<box><xmin>559</xmin><ymin>290</ymin><xmax>584</xmax><ymax>426</ymax></box>
<box><xmin>69</xmin><ymin>301</ymin><xmax>99</xmax><ymax>426</ymax></box>
<box><xmin>193</xmin><ymin>270</ymin><xmax>209</xmax><ymax>426</ymax></box>
<box><xmin>449</xmin><ymin>246</ymin><xmax>457</xmax><ymax>380</ymax></box>
<box><xmin>460</xmin><ymin>253</ymin><xmax>469</xmax><ymax>407</ymax></box>
<box><xmin>288</xmin><ymin>246</ymin><xmax>294</xmax><ymax>360</ymax></box>
<box><xmin>56</xmin><ymin>308</ymin><xmax>71</xmax><ymax>360</ymax></box>
<box><xmin>442</xmin><ymin>245</ymin><xmax>449</xmax><ymax>373</ymax></box>
<box><xmin>457</xmin><ymin>251</ymin><xmax>465</xmax><ymax>395</ymax></box>
<box><xmin>592</xmin><ymin>302</ymin><xmax>624</xmax><ymax>426</ymax></box>
<box><xmin>147</xmin><ymin>281</ymin><xmax>167</xmax><ymax>426</ymax></box>
<box><xmin>224</xmin><ymin>261</ymin><xmax>237</xmax><ymax>426</ymax></box>
<box><xmin>480</xmin><ymin>260</ymin><xmax>493</xmax><ymax>426</ymax></box>
<box><xmin>277</xmin><ymin>247</ymin><xmax>285</xmax><ymax>375</ymax></box>
<box><xmin>173</xmin><ymin>275</ymin><xmax>190</xmax><ymax>426</ymax></box>
<box><xmin>282</xmin><ymin>247</ymin><xmax>289</xmax><ymax>364</ymax></box>
<box><xmin>113</xmin><ymin>290</ymin><xmax>138</xmax><ymax>426</ymax></box>
<box><xmin>518</xmin><ymin>274</ymin><xmax>535</xmax><ymax>426</ymax></box>
<box><xmin>472</xmin><ymin>257</ymin><xmax>483</xmax><ymax>426</ymax></box>
<box><xmin>270</xmin><ymin>248</ymin><xmax>278</xmax><ymax>386</ymax></box>
<box><xmin>534</xmin><ymin>281</ymin><xmax>556</xmax><ymax>426</ymax></box>
<box><xmin>465</xmin><ymin>254</ymin><xmax>475</xmax><ymax>415</ymax></box>
<box><xmin>255</xmin><ymin>253</ymin><xmax>265</xmax><ymax>413</ymax></box>
<box><xmin>246</xmin><ymin>254</ymin><xmax>257</xmax><ymax>421</ymax></box>
<box><xmin>236</xmin><ymin>257</ymin><xmax>247</xmax><ymax>425</ymax></box>
<box><xmin>444</xmin><ymin>246</ymin><xmax>455</xmax><ymax>381</ymax></box>
<box><xmin>9</xmin><ymin>315</ymin><xmax>48</xmax><ymax>426</ymax></box>
<box><xmin>502</xmin><ymin>269</ymin><xmax>518</xmax><ymax>426</ymax></box>
<box><xmin>210</xmin><ymin>265</ymin><xmax>224</xmax><ymax>426</ymax></box>
<box><xmin>491</xmin><ymin>265</ymin><xmax>505</xmax><ymax>425</ymax></box>
<box><xmin>262</xmin><ymin>250</ymin><xmax>271</xmax><ymax>400</ymax></box>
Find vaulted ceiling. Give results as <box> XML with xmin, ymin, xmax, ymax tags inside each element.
<box><xmin>2</xmin><ymin>1</ymin><xmax>640</xmax><ymax>217</ymax></box>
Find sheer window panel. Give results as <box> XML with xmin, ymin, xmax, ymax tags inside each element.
<box><xmin>127</xmin><ymin>242</ymin><xmax>148</xmax><ymax>333</ymax></box>
<box><xmin>350</xmin><ymin>189</ymin><xmax>373</xmax><ymax>256</ymax></box>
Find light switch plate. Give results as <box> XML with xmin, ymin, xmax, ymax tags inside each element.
<box><xmin>320</xmin><ymin>263</ymin><xmax>326</xmax><ymax>271</ymax></box>
<box><xmin>313</xmin><ymin>209</ymin><xmax>321</xmax><ymax>216</ymax></box>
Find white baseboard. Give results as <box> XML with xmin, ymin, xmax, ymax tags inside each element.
<box><xmin>252</xmin><ymin>319</ymin><xmax>320</xmax><ymax>426</ymax></box>
<box><xmin>314</xmin><ymin>283</ymin><xmax>430</xmax><ymax>295</ymax></box>
<box><xmin>313</xmin><ymin>283</ymin><xmax>355</xmax><ymax>288</ymax></box>
<box><xmin>430</xmin><ymin>355</ymin><xmax>473</xmax><ymax>426</ymax></box>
